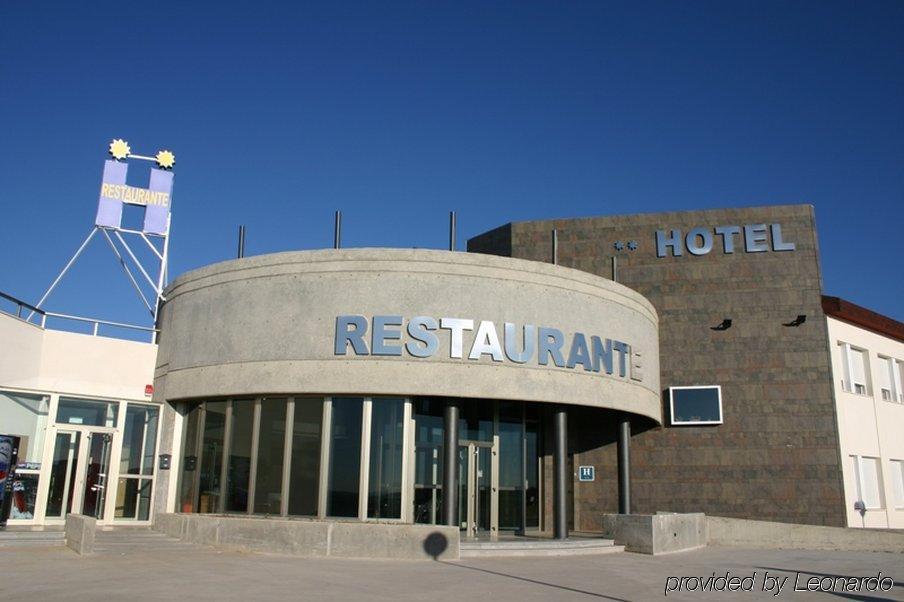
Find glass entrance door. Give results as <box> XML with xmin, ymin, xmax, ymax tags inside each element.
<box><xmin>44</xmin><ymin>430</ymin><xmax>112</xmax><ymax>520</ymax></box>
<box><xmin>45</xmin><ymin>431</ymin><xmax>81</xmax><ymax>518</ymax></box>
<box><xmin>459</xmin><ymin>442</ymin><xmax>493</xmax><ymax>538</ymax></box>
<box><xmin>81</xmin><ymin>432</ymin><xmax>112</xmax><ymax>519</ymax></box>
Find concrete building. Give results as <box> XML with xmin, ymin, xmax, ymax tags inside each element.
<box><xmin>2</xmin><ymin>203</ymin><xmax>902</xmax><ymax>543</ymax></box>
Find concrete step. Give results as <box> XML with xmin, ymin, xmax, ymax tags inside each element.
<box><xmin>0</xmin><ymin>530</ymin><xmax>65</xmax><ymax>547</ymax></box>
<box><xmin>460</xmin><ymin>538</ymin><xmax>624</xmax><ymax>558</ymax></box>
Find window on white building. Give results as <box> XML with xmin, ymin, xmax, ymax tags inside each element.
<box><xmin>878</xmin><ymin>356</ymin><xmax>894</xmax><ymax>401</ymax></box>
<box><xmin>839</xmin><ymin>343</ymin><xmax>870</xmax><ymax>395</ymax></box>
<box><xmin>851</xmin><ymin>455</ymin><xmax>884</xmax><ymax>510</ymax></box>
<box><xmin>891</xmin><ymin>460</ymin><xmax>904</xmax><ymax>509</ymax></box>
<box><xmin>895</xmin><ymin>361</ymin><xmax>904</xmax><ymax>403</ymax></box>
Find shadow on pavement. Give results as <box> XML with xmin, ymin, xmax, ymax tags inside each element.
<box><xmin>439</xmin><ymin>560</ymin><xmax>631</xmax><ymax>601</ymax></box>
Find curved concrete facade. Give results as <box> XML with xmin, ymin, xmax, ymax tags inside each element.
<box><xmin>154</xmin><ymin>249</ymin><xmax>661</xmax><ymax>422</ymax></box>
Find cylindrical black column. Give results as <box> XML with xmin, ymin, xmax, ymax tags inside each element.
<box><xmin>553</xmin><ymin>407</ymin><xmax>568</xmax><ymax>539</ymax></box>
<box><xmin>237</xmin><ymin>225</ymin><xmax>246</xmax><ymax>258</ymax></box>
<box><xmin>551</xmin><ymin>229</ymin><xmax>558</xmax><ymax>265</ymax></box>
<box><xmin>334</xmin><ymin>211</ymin><xmax>342</xmax><ymax>249</ymax></box>
<box><xmin>442</xmin><ymin>400</ymin><xmax>460</xmax><ymax>527</ymax></box>
<box><xmin>617</xmin><ymin>416</ymin><xmax>631</xmax><ymax>514</ymax></box>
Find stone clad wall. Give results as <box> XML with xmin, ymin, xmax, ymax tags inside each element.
<box><xmin>470</xmin><ymin>204</ymin><xmax>846</xmax><ymax>527</ymax></box>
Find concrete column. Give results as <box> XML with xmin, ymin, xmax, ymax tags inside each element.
<box><xmin>553</xmin><ymin>407</ymin><xmax>568</xmax><ymax>539</ymax></box>
<box><xmin>618</xmin><ymin>416</ymin><xmax>631</xmax><ymax>514</ymax></box>
<box><xmin>442</xmin><ymin>400</ymin><xmax>459</xmax><ymax>527</ymax></box>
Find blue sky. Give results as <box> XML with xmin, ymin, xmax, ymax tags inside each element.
<box><xmin>1</xmin><ymin>1</ymin><xmax>902</xmax><ymax>331</ymax></box>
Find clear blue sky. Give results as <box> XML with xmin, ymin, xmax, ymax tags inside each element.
<box><xmin>1</xmin><ymin>1</ymin><xmax>902</xmax><ymax>330</ymax></box>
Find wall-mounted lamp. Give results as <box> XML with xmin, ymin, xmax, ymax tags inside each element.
<box><xmin>711</xmin><ymin>319</ymin><xmax>732</xmax><ymax>331</ymax></box>
<box><xmin>783</xmin><ymin>314</ymin><xmax>807</xmax><ymax>327</ymax></box>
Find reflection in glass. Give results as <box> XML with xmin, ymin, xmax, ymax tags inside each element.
<box><xmin>459</xmin><ymin>399</ymin><xmax>493</xmax><ymax>442</ymax></box>
<box><xmin>82</xmin><ymin>433</ymin><xmax>112</xmax><ymax>519</ymax></box>
<box><xmin>45</xmin><ymin>431</ymin><xmax>80</xmax><ymax>518</ymax></box>
<box><xmin>288</xmin><ymin>398</ymin><xmax>322</xmax><ymax>516</ymax></box>
<box><xmin>115</xmin><ymin>477</ymin><xmax>152</xmax><ymax>520</ymax></box>
<box><xmin>227</xmin><ymin>399</ymin><xmax>254</xmax><ymax>512</ymax></box>
<box><xmin>254</xmin><ymin>398</ymin><xmax>286</xmax><ymax>514</ymax></box>
<box><xmin>198</xmin><ymin>401</ymin><xmax>226</xmax><ymax>513</ymax></box>
<box><xmin>524</xmin><ymin>407</ymin><xmax>540</xmax><ymax>530</ymax></box>
<box><xmin>498</xmin><ymin>402</ymin><xmax>523</xmax><ymax>531</ymax></box>
<box><xmin>367</xmin><ymin>398</ymin><xmax>404</xmax><ymax>519</ymax></box>
<box><xmin>413</xmin><ymin>399</ymin><xmax>444</xmax><ymax>524</ymax></box>
<box><xmin>120</xmin><ymin>405</ymin><xmax>159</xmax><ymax>476</ymax></box>
<box><xmin>326</xmin><ymin>397</ymin><xmax>363</xmax><ymax>517</ymax></box>
<box><xmin>0</xmin><ymin>390</ymin><xmax>49</xmax><ymax>465</ymax></box>
<box><xmin>10</xmin><ymin>473</ymin><xmax>39</xmax><ymax>519</ymax></box>
<box><xmin>56</xmin><ymin>397</ymin><xmax>118</xmax><ymax>427</ymax></box>
<box><xmin>178</xmin><ymin>403</ymin><xmax>201</xmax><ymax>513</ymax></box>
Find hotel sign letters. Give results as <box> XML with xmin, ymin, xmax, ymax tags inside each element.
<box><xmin>655</xmin><ymin>223</ymin><xmax>795</xmax><ymax>258</ymax></box>
<box><xmin>334</xmin><ymin>315</ymin><xmax>644</xmax><ymax>383</ymax></box>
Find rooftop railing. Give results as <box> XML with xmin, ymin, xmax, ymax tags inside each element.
<box><xmin>0</xmin><ymin>290</ymin><xmax>157</xmax><ymax>342</ymax></box>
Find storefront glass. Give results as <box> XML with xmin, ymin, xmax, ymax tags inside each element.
<box><xmin>326</xmin><ymin>397</ymin><xmax>363</xmax><ymax>517</ymax></box>
<box><xmin>288</xmin><ymin>398</ymin><xmax>322</xmax><ymax>516</ymax></box>
<box><xmin>226</xmin><ymin>399</ymin><xmax>254</xmax><ymax>512</ymax></box>
<box><xmin>367</xmin><ymin>398</ymin><xmax>405</xmax><ymax>519</ymax></box>
<box><xmin>198</xmin><ymin>401</ymin><xmax>226</xmax><ymax>513</ymax></box>
<box><xmin>254</xmin><ymin>398</ymin><xmax>286</xmax><ymax>514</ymax></box>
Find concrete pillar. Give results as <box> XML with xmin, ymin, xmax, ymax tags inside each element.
<box><xmin>618</xmin><ymin>416</ymin><xmax>631</xmax><ymax>514</ymax></box>
<box><xmin>442</xmin><ymin>400</ymin><xmax>459</xmax><ymax>527</ymax></box>
<box><xmin>553</xmin><ymin>407</ymin><xmax>568</xmax><ymax>539</ymax></box>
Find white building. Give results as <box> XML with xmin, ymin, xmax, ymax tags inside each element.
<box><xmin>825</xmin><ymin>296</ymin><xmax>904</xmax><ymax>528</ymax></box>
<box><xmin>0</xmin><ymin>295</ymin><xmax>159</xmax><ymax>527</ymax></box>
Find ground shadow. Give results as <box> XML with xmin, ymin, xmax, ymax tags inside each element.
<box><xmin>439</xmin><ymin>560</ymin><xmax>631</xmax><ymax>601</ymax></box>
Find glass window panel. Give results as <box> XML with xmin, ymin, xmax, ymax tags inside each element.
<box><xmin>45</xmin><ymin>432</ymin><xmax>80</xmax><ymax>518</ymax></box>
<box><xmin>56</xmin><ymin>397</ymin><xmax>118</xmax><ymax>428</ymax></box>
<box><xmin>498</xmin><ymin>401</ymin><xmax>523</xmax><ymax>531</ymax></box>
<box><xmin>459</xmin><ymin>399</ymin><xmax>493</xmax><ymax>441</ymax></box>
<box><xmin>670</xmin><ymin>387</ymin><xmax>722</xmax><ymax>424</ymax></box>
<box><xmin>120</xmin><ymin>405</ymin><xmax>159</xmax><ymax>476</ymax></box>
<box><xmin>326</xmin><ymin>397</ymin><xmax>363</xmax><ymax>518</ymax></box>
<box><xmin>0</xmin><ymin>391</ymin><xmax>49</xmax><ymax>466</ymax></box>
<box><xmin>367</xmin><ymin>398</ymin><xmax>404</xmax><ymax>519</ymax></box>
<box><xmin>254</xmin><ymin>398</ymin><xmax>286</xmax><ymax>514</ymax></box>
<box><xmin>198</xmin><ymin>401</ymin><xmax>226</xmax><ymax>513</ymax></box>
<box><xmin>115</xmin><ymin>478</ymin><xmax>153</xmax><ymax>520</ymax></box>
<box><xmin>413</xmin><ymin>398</ymin><xmax>444</xmax><ymax>525</ymax></box>
<box><xmin>178</xmin><ymin>403</ymin><xmax>201</xmax><ymax>513</ymax></box>
<box><xmin>226</xmin><ymin>399</ymin><xmax>254</xmax><ymax>513</ymax></box>
<box><xmin>288</xmin><ymin>398</ymin><xmax>323</xmax><ymax>516</ymax></box>
<box><xmin>524</xmin><ymin>406</ymin><xmax>540</xmax><ymax>530</ymax></box>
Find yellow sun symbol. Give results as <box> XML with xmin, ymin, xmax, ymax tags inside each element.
<box><xmin>155</xmin><ymin>150</ymin><xmax>176</xmax><ymax>170</ymax></box>
<box><xmin>109</xmin><ymin>138</ymin><xmax>131</xmax><ymax>160</ymax></box>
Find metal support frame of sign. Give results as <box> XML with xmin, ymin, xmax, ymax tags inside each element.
<box><xmin>29</xmin><ymin>140</ymin><xmax>175</xmax><ymax>340</ymax></box>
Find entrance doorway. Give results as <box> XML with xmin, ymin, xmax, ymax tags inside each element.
<box><xmin>44</xmin><ymin>430</ymin><xmax>113</xmax><ymax>520</ymax></box>
<box><xmin>459</xmin><ymin>442</ymin><xmax>492</xmax><ymax>538</ymax></box>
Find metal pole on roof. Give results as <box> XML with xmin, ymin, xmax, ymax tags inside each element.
<box><xmin>237</xmin><ymin>225</ymin><xmax>246</xmax><ymax>259</ymax></box>
<box><xmin>449</xmin><ymin>211</ymin><xmax>456</xmax><ymax>251</ymax></box>
<box><xmin>334</xmin><ymin>211</ymin><xmax>342</xmax><ymax>249</ymax></box>
<box><xmin>551</xmin><ymin>229</ymin><xmax>558</xmax><ymax>265</ymax></box>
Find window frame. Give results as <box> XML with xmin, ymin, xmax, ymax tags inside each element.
<box><xmin>668</xmin><ymin>385</ymin><xmax>723</xmax><ymax>426</ymax></box>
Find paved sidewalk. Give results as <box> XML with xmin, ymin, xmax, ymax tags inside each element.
<box><xmin>0</xmin><ymin>544</ymin><xmax>900</xmax><ymax>601</ymax></box>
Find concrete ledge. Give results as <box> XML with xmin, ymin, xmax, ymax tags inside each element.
<box><xmin>64</xmin><ymin>514</ymin><xmax>96</xmax><ymax>555</ymax></box>
<box><xmin>602</xmin><ymin>513</ymin><xmax>706</xmax><ymax>555</ymax></box>
<box><xmin>153</xmin><ymin>514</ymin><xmax>460</xmax><ymax>560</ymax></box>
<box><xmin>707</xmin><ymin>516</ymin><xmax>904</xmax><ymax>553</ymax></box>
